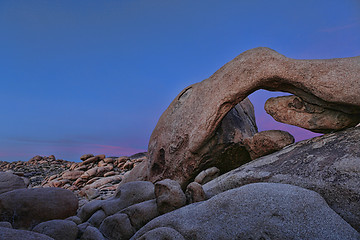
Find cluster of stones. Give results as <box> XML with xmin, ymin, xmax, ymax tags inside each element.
<box><xmin>42</xmin><ymin>153</ymin><xmax>146</xmax><ymax>204</ymax></box>
<box><xmin>0</xmin><ymin>155</ymin><xmax>73</xmax><ymax>187</ymax></box>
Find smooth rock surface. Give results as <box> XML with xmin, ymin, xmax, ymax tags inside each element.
<box><xmin>155</xmin><ymin>179</ymin><xmax>186</xmax><ymax>214</ymax></box>
<box><xmin>0</xmin><ymin>188</ymin><xmax>78</xmax><ymax>229</ymax></box>
<box><xmin>78</xmin><ymin>181</ymin><xmax>155</xmax><ymax>222</ymax></box>
<box><xmin>80</xmin><ymin>226</ymin><xmax>106</xmax><ymax>240</ymax></box>
<box><xmin>243</xmin><ymin>130</ymin><xmax>294</xmax><ymax>159</ymax></box>
<box><xmin>32</xmin><ymin>220</ymin><xmax>78</xmax><ymax>240</ymax></box>
<box><xmin>0</xmin><ymin>172</ymin><xmax>27</xmax><ymax>194</ymax></box>
<box><xmin>132</xmin><ymin>183</ymin><xmax>360</xmax><ymax>240</ymax></box>
<box><xmin>204</xmin><ymin>127</ymin><xmax>360</xmax><ymax>231</ymax></box>
<box><xmin>144</xmin><ymin>47</ymin><xmax>360</xmax><ymax>187</ymax></box>
<box><xmin>99</xmin><ymin>213</ymin><xmax>135</xmax><ymax>240</ymax></box>
<box><xmin>0</xmin><ymin>226</ymin><xmax>54</xmax><ymax>240</ymax></box>
<box><xmin>265</xmin><ymin>95</ymin><xmax>360</xmax><ymax>133</ymax></box>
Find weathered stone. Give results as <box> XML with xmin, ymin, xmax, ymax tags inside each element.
<box><xmin>0</xmin><ymin>221</ymin><xmax>12</xmax><ymax>228</ymax></box>
<box><xmin>134</xmin><ymin>227</ymin><xmax>185</xmax><ymax>240</ymax></box>
<box><xmin>32</xmin><ymin>220</ymin><xmax>78</xmax><ymax>240</ymax></box>
<box><xmin>0</xmin><ymin>188</ymin><xmax>78</xmax><ymax>229</ymax></box>
<box><xmin>62</xmin><ymin>170</ymin><xmax>85</xmax><ymax>180</ymax></box>
<box><xmin>0</xmin><ymin>172</ymin><xmax>27</xmax><ymax>194</ymax></box>
<box><xmin>78</xmin><ymin>181</ymin><xmax>155</xmax><ymax>222</ymax></box>
<box><xmin>265</xmin><ymin>95</ymin><xmax>360</xmax><ymax>133</ymax></box>
<box><xmin>88</xmin><ymin>209</ymin><xmax>106</xmax><ymax>228</ymax></box>
<box><xmin>185</xmin><ymin>182</ymin><xmax>206</xmax><ymax>204</ymax></box>
<box><xmin>0</xmin><ymin>227</ymin><xmax>54</xmax><ymax>240</ymax></box>
<box><xmin>204</xmin><ymin>127</ymin><xmax>360</xmax><ymax>231</ymax></box>
<box><xmin>120</xmin><ymin>199</ymin><xmax>159</xmax><ymax>230</ymax></box>
<box><xmin>99</xmin><ymin>213</ymin><xmax>136</xmax><ymax>240</ymax></box>
<box><xmin>155</xmin><ymin>179</ymin><xmax>186</xmax><ymax>214</ymax></box>
<box><xmin>80</xmin><ymin>154</ymin><xmax>94</xmax><ymax>161</ymax></box>
<box><xmin>243</xmin><ymin>130</ymin><xmax>294</xmax><ymax>159</ymax></box>
<box><xmin>141</xmin><ymin>47</ymin><xmax>360</xmax><ymax>187</ymax></box>
<box><xmin>80</xmin><ymin>226</ymin><xmax>106</xmax><ymax>240</ymax></box>
<box><xmin>132</xmin><ymin>183</ymin><xmax>360</xmax><ymax>240</ymax></box>
<box><xmin>194</xmin><ymin>167</ymin><xmax>220</xmax><ymax>185</ymax></box>
<box><xmin>65</xmin><ymin>216</ymin><xmax>82</xmax><ymax>225</ymax></box>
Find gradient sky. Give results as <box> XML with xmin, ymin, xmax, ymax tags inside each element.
<box><xmin>0</xmin><ymin>0</ymin><xmax>359</xmax><ymax>162</ymax></box>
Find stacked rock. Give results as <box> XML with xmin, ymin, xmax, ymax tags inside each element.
<box><xmin>0</xmin><ymin>155</ymin><xmax>73</xmax><ymax>186</ymax></box>
<box><xmin>42</xmin><ymin>153</ymin><xmax>146</xmax><ymax>205</ymax></box>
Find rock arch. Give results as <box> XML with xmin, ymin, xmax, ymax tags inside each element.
<box><xmin>137</xmin><ymin>47</ymin><xmax>360</xmax><ymax>187</ymax></box>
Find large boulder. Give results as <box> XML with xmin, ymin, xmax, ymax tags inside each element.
<box><xmin>132</xmin><ymin>183</ymin><xmax>360</xmax><ymax>240</ymax></box>
<box><xmin>265</xmin><ymin>95</ymin><xmax>360</xmax><ymax>133</ymax></box>
<box><xmin>203</xmin><ymin>127</ymin><xmax>360</xmax><ymax>231</ymax></box>
<box><xmin>0</xmin><ymin>172</ymin><xmax>27</xmax><ymax>194</ymax></box>
<box><xmin>136</xmin><ymin>47</ymin><xmax>360</xmax><ymax>187</ymax></box>
<box><xmin>0</xmin><ymin>188</ymin><xmax>78</xmax><ymax>229</ymax></box>
<box><xmin>0</xmin><ymin>226</ymin><xmax>54</xmax><ymax>240</ymax></box>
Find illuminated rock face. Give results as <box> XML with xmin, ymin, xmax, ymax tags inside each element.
<box><xmin>143</xmin><ymin>47</ymin><xmax>360</xmax><ymax>187</ymax></box>
<box><xmin>265</xmin><ymin>95</ymin><xmax>360</xmax><ymax>133</ymax></box>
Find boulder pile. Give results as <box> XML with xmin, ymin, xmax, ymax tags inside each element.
<box><xmin>1</xmin><ymin>48</ymin><xmax>360</xmax><ymax>239</ymax></box>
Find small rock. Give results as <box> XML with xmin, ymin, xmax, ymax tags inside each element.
<box><xmin>100</xmin><ymin>213</ymin><xmax>136</xmax><ymax>240</ymax></box>
<box><xmin>32</xmin><ymin>220</ymin><xmax>78</xmax><ymax>240</ymax></box>
<box><xmin>194</xmin><ymin>167</ymin><xmax>220</xmax><ymax>185</ymax></box>
<box><xmin>80</xmin><ymin>226</ymin><xmax>106</xmax><ymax>240</ymax></box>
<box><xmin>155</xmin><ymin>179</ymin><xmax>186</xmax><ymax>214</ymax></box>
<box><xmin>185</xmin><ymin>182</ymin><xmax>206</xmax><ymax>204</ymax></box>
<box><xmin>243</xmin><ymin>130</ymin><xmax>295</xmax><ymax>159</ymax></box>
<box><xmin>80</xmin><ymin>154</ymin><xmax>94</xmax><ymax>161</ymax></box>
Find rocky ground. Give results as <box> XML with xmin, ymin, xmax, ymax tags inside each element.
<box><xmin>0</xmin><ymin>152</ymin><xmax>147</xmax><ymax>206</ymax></box>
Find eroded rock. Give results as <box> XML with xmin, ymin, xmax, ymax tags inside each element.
<box><xmin>265</xmin><ymin>95</ymin><xmax>360</xmax><ymax>133</ymax></box>
<box><xmin>243</xmin><ymin>130</ymin><xmax>294</xmax><ymax>159</ymax></box>
<box><xmin>141</xmin><ymin>47</ymin><xmax>360</xmax><ymax>187</ymax></box>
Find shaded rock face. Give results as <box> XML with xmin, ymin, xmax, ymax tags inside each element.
<box><xmin>203</xmin><ymin>127</ymin><xmax>360</xmax><ymax>231</ymax></box>
<box><xmin>146</xmin><ymin>98</ymin><xmax>257</xmax><ymax>187</ymax></box>
<box><xmin>243</xmin><ymin>130</ymin><xmax>295</xmax><ymax>160</ymax></box>
<box><xmin>144</xmin><ymin>47</ymin><xmax>360</xmax><ymax>187</ymax></box>
<box><xmin>132</xmin><ymin>183</ymin><xmax>360</xmax><ymax>240</ymax></box>
<box><xmin>0</xmin><ymin>188</ymin><xmax>78</xmax><ymax>229</ymax></box>
<box><xmin>265</xmin><ymin>95</ymin><xmax>360</xmax><ymax>133</ymax></box>
<box><xmin>0</xmin><ymin>172</ymin><xmax>27</xmax><ymax>194</ymax></box>
<box><xmin>32</xmin><ymin>220</ymin><xmax>78</xmax><ymax>240</ymax></box>
<box><xmin>0</xmin><ymin>227</ymin><xmax>54</xmax><ymax>240</ymax></box>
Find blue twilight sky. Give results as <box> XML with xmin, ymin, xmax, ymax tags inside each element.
<box><xmin>0</xmin><ymin>1</ymin><xmax>359</xmax><ymax>162</ymax></box>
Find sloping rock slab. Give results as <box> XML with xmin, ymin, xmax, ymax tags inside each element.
<box><xmin>132</xmin><ymin>183</ymin><xmax>360</xmax><ymax>240</ymax></box>
<box><xmin>204</xmin><ymin>127</ymin><xmax>360</xmax><ymax>231</ymax></box>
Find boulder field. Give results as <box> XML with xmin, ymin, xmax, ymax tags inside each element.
<box><xmin>0</xmin><ymin>48</ymin><xmax>359</xmax><ymax>239</ymax></box>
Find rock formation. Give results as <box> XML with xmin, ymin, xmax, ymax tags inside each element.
<box><xmin>134</xmin><ymin>47</ymin><xmax>360</xmax><ymax>187</ymax></box>
<box><xmin>132</xmin><ymin>183</ymin><xmax>360</xmax><ymax>240</ymax></box>
<box><xmin>203</xmin><ymin>126</ymin><xmax>360</xmax><ymax>231</ymax></box>
<box><xmin>265</xmin><ymin>95</ymin><xmax>360</xmax><ymax>133</ymax></box>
